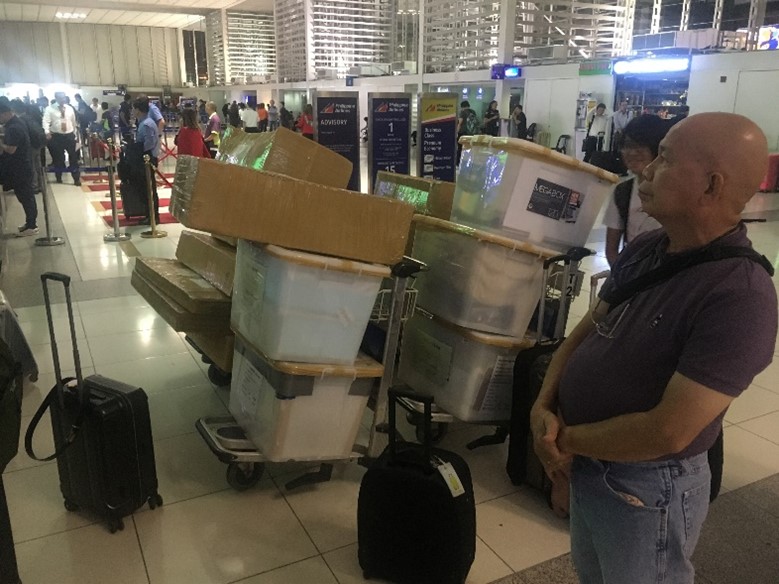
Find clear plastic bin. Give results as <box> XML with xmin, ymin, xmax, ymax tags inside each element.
<box><xmin>453</xmin><ymin>136</ymin><xmax>618</xmax><ymax>251</ymax></box>
<box><xmin>411</xmin><ymin>216</ymin><xmax>556</xmax><ymax>337</ymax></box>
<box><xmin>232</xmin><ymin>241</ymin><xmax>389</xmax><ymax>365</ymax></box>
<box><xmin>228</xmin><ymin>336</ymin><xmax>383</xmax><ymax>462</ymax></box>
<box><xmin>398</xmin><ymin>312</ymin><xmax>532</xmax><ymax>423</ymax></box>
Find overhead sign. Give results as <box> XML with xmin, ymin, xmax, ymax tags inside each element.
<box><xmin>579</xmin><ymin>60</ymin><xmax>612</xmax><ymax>76</ymax></box>
<box><xmin>313</xmin><ymin>91</ymin><xmax>361</xmax><ymax>191</ymax></box>
<box><xmin>612</xmin><ymin>57</ymin><xmax>690</xmax><ymax>75</ymax></box>
<box><xmin>368</xmin><ymin>93</ymin><xmax>411</xmax><ymax>193</ymax></box>
<box><xmin>418</xmin><ymin>93</ymin><xmax>458</xmax><ymax>183</ymax></box>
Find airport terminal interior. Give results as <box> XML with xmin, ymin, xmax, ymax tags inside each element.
<box><xmin>1</xmin><ymin>0</ymin><xmax>779</xmax><ymax>583</ymax></box>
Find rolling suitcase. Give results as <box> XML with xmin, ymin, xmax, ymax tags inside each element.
<box><xmin>357</xmin><ymin>389</ymin><xmax>476</xmax><ymax>584</ymax></box>
<box><xmin>119</xmin><ymin>180</ymin><xmax>150</xmax><ymax>219</ymax></box>
<box><xmin>25</xmin><ymin>273</ymin><xmax>162</xmax><ymax>533</ymax></box>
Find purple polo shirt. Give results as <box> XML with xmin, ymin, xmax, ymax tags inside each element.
<box><xmin>558</xmin><ymin>224</ymin><xmax>777</xmax><ymax>460</ymax></box>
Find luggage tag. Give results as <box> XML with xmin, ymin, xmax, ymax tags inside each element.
<box><xmin>433</xmin><ymin>456</ymin><xmax>466</xmax><ymax>498</ymax></box>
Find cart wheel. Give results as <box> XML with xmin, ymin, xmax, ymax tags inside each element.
<box><xmin>64</xmin><ymin>499</ymin><xmax>79</xmax><ymax>512</ymax></box>
<box><xmin>148</xmin><ymin>493</ymin><xmax>164</xmax><ymax>510</ymax></box>
<box><xmin>226</xmin><ymin>463</ymin><xmax>264</xmax><ymax>491</ymax></box>
<box><xmin>208</xmin><ymin>364</ymin><xmax>232</xmax><ymax>387</ymax></box>
<box><xmin>109</xmin><ymin>518</ymin><xmax>124</xmax><ymax>534</ymax></box>
<box><xmin>415</xmin><ymin>422</ymin><xmax>448</xmax><ymax>445</ymax></box>
<box><xmin>201</xmin><ymin>354</ymin><xmax>213</xmax><ymax>365</ymax></box>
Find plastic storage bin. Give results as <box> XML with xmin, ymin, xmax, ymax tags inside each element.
<box><xmin>453</xmin><ymin>135</ymin><xmax>619</xmax><ymax>251</ymax></box>
<box><xmin>411</xmin><ymin>216</ymin><xmax>556</xmax><ymax>337</ymax></box>
<box><xmin>232</xmin><ymin>241</ymin><xmax>390</xmax><ymax>365</ymax></box>
<box><xmin>398</xmin><ymin>312</ymin><xmax>532</xmax><ymax>423</ymax></box>
<box><xmin>229</xmin><ymin>336</ymin><xmax>383</xmax><ymax>462</ymax></box>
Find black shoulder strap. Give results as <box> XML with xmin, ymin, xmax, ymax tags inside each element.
<box><xmin>603</xmin><ymin>246</ymin><xmax>775</xmax><ymax>309</ymax></box>
<box><xmin>25</xmin><ymin>377</ymin><xmax>85</xmax><ymax>462</ymax></box>
<box><xmin>614</xmin><ymin>179</ymin><xmax>633</xmax><ymax>229</ymax></box>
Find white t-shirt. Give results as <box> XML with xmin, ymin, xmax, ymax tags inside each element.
<box><xmin>242</xmin><ymin>108</ymin><xmax>258</xmax><ymax>128</ymax></box>
<box><xmin>603</xmin><ymin>177</ymin><xmax>661</xmax><ymax>244</ymax></box>
<box><xmin>588</xmin><ymin>112</ymin><xmax>609</xmax><ymax>136</ymax></box>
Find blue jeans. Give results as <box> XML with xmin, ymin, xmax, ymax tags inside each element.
<box><xmin>570</xmin><ymin>453</ymin><xmax>710</xmax><ymax>584</ymax></box>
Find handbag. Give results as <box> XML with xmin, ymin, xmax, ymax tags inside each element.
<box><xmin>0</xmin><ymin>340</ymin><xmax>21</xmax><ymax>472</ymax></box>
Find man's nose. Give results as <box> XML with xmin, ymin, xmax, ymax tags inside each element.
<box><xmin>643</xmin><ymin>158</ymin><xmax>658</xmax><ymax>181</ymax></box>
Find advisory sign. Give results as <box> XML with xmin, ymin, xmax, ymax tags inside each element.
<box><xmin>368</xmin><ymin>93</ymin><xmax>411</xmax><ymax>193</ymax></box>
<box><xmin>418</xmin><ymin>93</ymin><xmax>458</xmax><ymax>183</ymax></box>
<box><xmin>313</xmin><ymin>91</ymin><xmax>361</xmax><ymax>191</ymax></box>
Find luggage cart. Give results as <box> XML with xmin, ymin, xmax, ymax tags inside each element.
<box><xmin>399</xmin><ymin>247</ymin><xmax>593</xmax><ymax>448</ymax></box>
<box><xmin>184</xmin><ymin>335</ymin><xmax>232</xmax><ymax>387</ymax></box>
<box><xmin>195</xmin><ymin>257</ymin><xmax>427</xmax><ymax>492</ymax></box>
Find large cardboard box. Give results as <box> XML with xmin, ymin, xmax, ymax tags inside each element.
<box><xmin>374</xmin><ymin>171</ymin><xmax>455</xmax><ymax>219</ymax></box>
<box><xmin>171</xmin><ymin>158</ymin><xmax>415</xmax><ymax>266</ymax></box>
<box><xmin>211</xmin><ymin>126</ymin><xmax>352</xmax><ymax>188</ymax></box>
<box><xmin>131</xmin><ymin>271</ymin><xmax>231</xmax><ymax>334</ymax></box>
<box><xmin>175</xmin><ymin>231</ymin><xmax>237</xmax><ymax>297</ymax></box>
<box><xmin>134</xmin><ymin>257</ymin><xmax>231</xmax><ymax>315</ymax></box>
<box><xmin>188</xmin><ymin>332</ymin><xmax>234</xmax><ymax>373</ymax></box>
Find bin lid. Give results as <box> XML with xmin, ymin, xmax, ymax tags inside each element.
<box><xmin>262</xmin><ymin>244</ymin><xmax>391</xmax><ymax>278</ymax></box>
<box><xmin>236</xmin><ymin>332</ymin><xmax>384</xmax><ymax>378</ymax></box>
<box><xmin>423</xmin><ymin>311</ymin><xmax>536</xmax><ymax>349</ymax></box>
<box><xmin>459</xmin><ymin>135</ymin><xmax>619</xmax><ymax>184</ymax></box>
<box><xmin>413</xmin><ymin>216</ymin><xmax>559</xmax><ymax>258</ymax></box>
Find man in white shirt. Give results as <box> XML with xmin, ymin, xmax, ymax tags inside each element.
<box><xmin>611</xmin><ymin>100</ymin><xmax>632</xmax><ymax>151</ymax></box>
<box><xmin>42</xmin><ymin>92</ymin><xmax>81</xmax><ymax>186</ymax></box>
<box><xmin>583</xmin><ymin>103</ymin><xmax>609</xmax><ymax>162</ymax></box>
<box><xmin>242</xmin><ymin>103</ymin><xmax>259</xmax><ymax>133</ymax></box>
<box><xmin>602</xmin><ymin>114</ymin><xmax>675</xmax><ymax>266</ymax></box>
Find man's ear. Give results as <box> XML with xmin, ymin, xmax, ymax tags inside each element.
<box><xmin>704</xmin><ymin>172</ymin><xmax>725</xmax><ymax>200</ymax></box>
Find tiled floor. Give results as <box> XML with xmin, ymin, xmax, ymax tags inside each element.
<box><xmin>2</xmin><ymin>172</ymin><xmax>779</xmax><ymax>584</ymax></box>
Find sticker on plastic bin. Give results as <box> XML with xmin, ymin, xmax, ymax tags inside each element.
<box><xmin>437</xmin><ymin>461</ymin><xmax>466</xmax><ymax>498</ymax></box>
<box><xmin>477</xmin><ymin>355</ymin><xmax>515</xmax><ymax>414</ymax></box>
<box><xmin>526</xmin><ymin>178</ymin><xmax>584</xmax><ymax>223</ymax></box>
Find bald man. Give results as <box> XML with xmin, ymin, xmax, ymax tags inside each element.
<box><xmin>531</xmin><ymin>113</ymin><xmax>778</xmax><ymax>584</ymax></box>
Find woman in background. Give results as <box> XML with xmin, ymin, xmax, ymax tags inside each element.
<box><xmin>175</xmin><ymin>108</ymin><xmax>210</xmax><ymax>158</ymax></box>
<box><xmin>296</xmin><ymin>104</ymin><xmax>314</xmax><ymax>139</ymax></box>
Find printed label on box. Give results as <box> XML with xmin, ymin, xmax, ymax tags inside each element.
<box><xmin>526</xmin><ymin>177</ymin><xmax>584</xmax><ymax>223</ymax></box>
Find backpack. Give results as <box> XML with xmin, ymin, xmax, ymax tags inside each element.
<box><xmin>22</xmin><ymin>115</ymin><xmax>46</xmax><ymax>149</ymax></box>
<box><xmin>614</xmin><ymin>178</ymin><xmax>634</xmax><ymax>232</ymax></box>
<box><xmin>462</xmin><ymin>109</ymin><xmax>480</xmax><ymax>136</ymax></box>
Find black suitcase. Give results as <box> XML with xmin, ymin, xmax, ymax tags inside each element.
<box><xmin>25</xmin><ymin>273</ymin><xmax>162</xmax><ymax>533</ymax></box>
<box><xmin>357</xmin><ymin>389</ymin><xmax>476</xmax><ymax>584</ymax></box>
<box><xmin>119</xmin><ymin>180</ymin><xmax>149</xmax><ymax>219</ymax></box>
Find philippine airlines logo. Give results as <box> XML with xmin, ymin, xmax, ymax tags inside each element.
<box><xmin>375</xmin><ymin>102</ymin><xmax>389</xmax><ymax>113</ymax></box>
<box><xmin>321</xmin><ymin>103</ymin><xmax>336</xmax><ymax>114</ymax></box>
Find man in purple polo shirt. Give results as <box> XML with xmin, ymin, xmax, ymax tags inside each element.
<box><xmin>531</xmin><ymin>112</ymin><xmax>777</xmax><ymax>584</ymax></box>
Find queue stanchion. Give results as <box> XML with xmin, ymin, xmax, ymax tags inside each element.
<box><xmin>34</xmin><ymin>164</ymin><xmax>66</xmax><ymax>247</ymax></box>
<box><xmin>103</xmin><ymin>139</ymin><xmax>131</xmax><ymax>243</ymax></box>
<box><xmin>140</xmin><ymin>154</ymin><xmax>167</xmax><ymax>239</ymax></box>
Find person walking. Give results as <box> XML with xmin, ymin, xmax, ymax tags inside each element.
<box><xmin>583</xmin><ymin>103</ymin><xmax>610</xmax><ymax>162</ymax></box>
<box><xmin>203</xmin><ymin>101</ymin><xmax>221</xmax><ymax>157</ymax></box>
<box><xmin>456</xmin><ymin>100</ymin><xmax>479</xmax><ymax>164</ymax></box>
<box><xmin>242</xmin><ymin>103</ymin><xmax>259</xmax><ymax>133</ymax></box>
<box><xmin>118</xmin><ymin>94</ymin><xmax>134</xmax><ymax>143</ymax></box>
<box><xmin>482</xmin><ymin>100</ymin><xmax>501</xmax><ymax>137</ymax></box>
<box><xmin>133</xmin><ymin>99</ymin><xmax>160</xmax><ymax>225</ymax></box>
<box><xmin>280</xmin><ymin>101</ymin><xmax>293</xmax><ymax>129</ymax></box>
<box><xmin>511</xmin><ymin>104</ymin><xmax>527</xmax><ymax>139</ymax></box>
<box><xmin>42</xmin><ymin>92</ymin><xmax>81</xmax><ymax>186</ymax></box>
<box><xmin>0</xmin><ymin>99</ymin><xmax>38</xmax><ymax>236</ymax></box>
<box><xmin>295</xmin><ymin>104</ymin><xmax>314</xmax><ymax>139</ymax></box>
<box><xmin>267</xmin><ymin>100</ymin><xmax>279</xmax><ymax>131</ymax></box>
<box><xmin>611</xmin><ymin>100</ymin><xmax>632</xmax><ymax>152</ymax></box>
<box><xmin>257</xmin><ymin>103</ymin><xmax>269</xmax><ymax>132</ymax></box>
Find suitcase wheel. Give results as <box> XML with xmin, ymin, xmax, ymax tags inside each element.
<box><xmin>226</xmin><ymin>462</ymin><xmax>264</xmax><ymax>491</ymax></box>
<box><xmin>208</xmin><ymin>364</ymin><xmax>232</xmax><ymax>387</ymax></box>
<box><xmin>109</xmin><ymin>518</ymin><xmax>125</xmax><ymax>534</ymax></box>
<box><xmin>63</xmin><ymin>499</ymin><xmax>79</xmax><ymax>512</ymax></box>
<box><xmin>148</xmin><ymin>493</ymin><xmax>164</xmax><ymax>510</ymax></box>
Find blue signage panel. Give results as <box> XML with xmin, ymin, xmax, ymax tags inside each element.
<box><xmin>314</xmin><ymin>92</ymin><xmax>361</xmax><ymax>191</ymax></box>
<box><xmin>418</xmin><ymin>93</ymin><xmax>458</xmax><ymax>183</ymax></box>
<box><xmin>368</xmin><ymin>94</ymin><xmax>411</xmax><ymax>192</ymax></box>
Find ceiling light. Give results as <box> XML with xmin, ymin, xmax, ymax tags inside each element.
<box><xmin>56</xmin><ymin>12</ymin><xmax>87</xmax><ymax>19</ymax></box>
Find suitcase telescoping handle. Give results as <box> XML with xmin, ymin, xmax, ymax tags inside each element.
<box><xmin>536</xmin><ymin>247</ymin><xmax>592</xmax><ymax>343</ymax></box>
<box><xmin>40</xmin><ymin>272</ymin><xmax>85</xmax><ymax>401</ymax></box>
<box><xmin>388</xmin><ymin>388</ymin><xmax>433</xmax><ymax>466</ymax></box>
<box><xmin>25</xmin><ymin>273</ymin><xmax>89</xmax><ymax>463</ymax></box>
